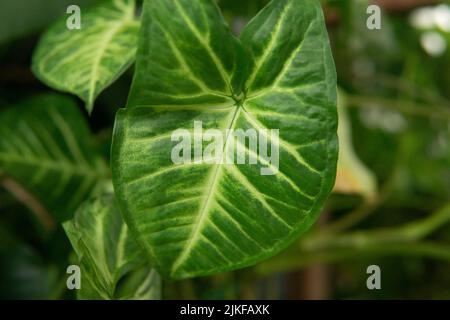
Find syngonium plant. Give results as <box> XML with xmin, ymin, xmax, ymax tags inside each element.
<box><xmin>1</xmin><ymin>0</ymin><xmax>338</xmax><ymax>298</ymax></box>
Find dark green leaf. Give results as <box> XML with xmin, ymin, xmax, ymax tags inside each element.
<box><xmin>0</xmin><ymin>94</ymin><xmax>108</xmax><ymax>221</ymax></box>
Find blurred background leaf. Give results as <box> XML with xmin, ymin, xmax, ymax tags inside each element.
<box><xmin>0</xmin><ymin>94</ymin><xmax>109</xmax><ymax>222</ymax></box>
<box><xmin>334</xmin><ymin>90</ymin><xmax>378</xmax><ymax>200</ymax></box>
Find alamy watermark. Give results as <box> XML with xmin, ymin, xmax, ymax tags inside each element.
<box><xmin>66</xmin><ymin>265</ymin><xmax>81</xmax><ymax>290</ymax></box>
<box><xmin>66</xmin><ymin>5</ymin><xmax>81</xmax><ymax>30</ymax></box>
<box><xmin>366</xmin><ymin>5</ymin><xmax>382</xmax><ymax>30</ymax></box>
<box><xmin>171</xmin><ymin>121</ymin><xmax>279</xmax><ymax>176</ymax></box>
<box><xmin>366</xmin><ymin>265</ymin><xmax>381</xmax><ymax>290</ymax></box>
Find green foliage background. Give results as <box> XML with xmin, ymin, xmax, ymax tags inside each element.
<box><xmin>0</xmin><ymin>0</ymin><xmax>449</xmax><ymax>299</ymax></box>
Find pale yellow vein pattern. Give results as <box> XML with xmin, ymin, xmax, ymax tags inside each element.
<box><xmin>246</xmin><ymin>1</ymin><xmax>292</xmax><ymax>88</ymax></box>
<box><xmin>170</xmin><ymin>106</ymin><xmax>241</xmax><ymax>275</ymax></box>
<box><xmin>32</xmin><ymin>0</ymin><xmax>140</xmax><ymax>113</ymax></box>
<box><xmin>173</xmin><ymin>0</ymin><xmax>233</xmax><ymax>95</ymax></box>
<box><xmin>63</xmin><ymin>195</ymin><xmax>151</xmax><ymax>299</ymax></box>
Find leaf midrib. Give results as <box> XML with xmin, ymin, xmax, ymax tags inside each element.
<box><xmin>170</xmin><ymin>105</ymin><xmax>241</xmax><ymax>276</ymax></box>
<box><xmin>87</xmin><ymin>9</ymin><xmax>136</xmax><ymax>109</ymax></box>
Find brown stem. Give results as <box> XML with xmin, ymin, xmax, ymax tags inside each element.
<box><xmin>1</xmin><ymin>177</ymin><xmax>55</xmax><ymax>231</ymax></box>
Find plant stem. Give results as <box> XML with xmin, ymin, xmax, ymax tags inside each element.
<box><xmin>257</xmin><ymin>242</ymin><xmax>450</xmax><ymax>276</ymax></box>
<box><xmin>347</xmin><ymin>95</ymin><xmax>450</xmax><ymax>119</ymax></box>
<box><xmin>303</xmin><ymin>202</ymin><xmax>450</xmax><ymax>250</ymax></box>
<box><xmin>256</xmin><ymin>202</ymin><xmax>450</xmax><ymax>276</ymax></box>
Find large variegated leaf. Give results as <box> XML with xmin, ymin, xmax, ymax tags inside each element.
<box><xmin>63</xmin><ymin>194</ymin><xmax>160</xmax><ymax>300</ymax></box>
<box><xmin>0</xmin><ymin>94</ymin><xmax>108</xmax><ymax>221</ymax></box>
<box><xmin>32</xmin><ymin>0</ymin><xmax>139</xmax><ymax>113</ymax></box>
<box><xmin>111</xmin><ymin>0</ymin><xmax>338</xmax><ymax>279</ymax></box>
